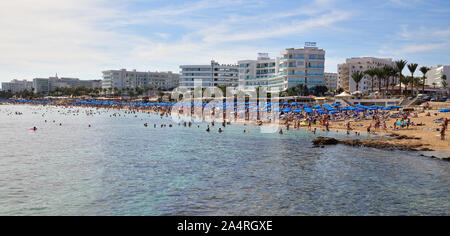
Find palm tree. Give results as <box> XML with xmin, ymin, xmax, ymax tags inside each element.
<box><xmin>352</xmin><ymin>71</ymin><xmax>364</xmax><ymax>92</ymax></box>
<box><xmin>407</xmin><ymin>63</ymin><xmax>418</xmax><ymax>96</ymax></box>
<box><xmin>442</xmin><ymin>74</ymin><xmax>448</xmax><ymax>96</ymax></box>
<box><xmin>395</xmin><ymin>60</ymin><xmax>407</xmax><ymax>96</ymax></box>
<box><xmin>420</xmin><ymin>66</ymin><xmax>430</xmax><ymax>93</ymax></box>
<box><xmin>401</xmin><ymin>76</ymin><xmax>410</xmax><ymax>92</ymax></box>
<box><xmin>382</xmin><ymin>66</ymin><xmax>395</xmax><ymax>95</ymax></box>
<box><xmin>364</xmin><ymin>69</ymin><xmax>377</xmax><ymax>92</ymax></box>
<box><xmin>374</xmin><ymin>68</ymin><xmax>385</xmax><ymax>95</ymax></box>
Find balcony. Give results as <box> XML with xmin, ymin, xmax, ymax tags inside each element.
<box><xmin>308</xmin><ymin>65</ymin><xmax>324</xmax><ymax>69</ymax></box>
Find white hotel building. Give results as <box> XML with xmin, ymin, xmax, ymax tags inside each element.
<box><xmin>1</xmin><ymin>80</ymin><xmax>33</xmax><ymax>94</ymax></box>
<box><xmin>324</xmin><ymin>72</ymin><xmax>338</xmax><ymax>91</ymax></box>
<box><xmin>338</xmin><ymin>57</ymin><xmax>394</xmax><ymax>93</ymax></box>
<box><xmin>179</xmin><ymin>60</ymin><xmax>238</xmax><ymax>89</ymax></box>
<box><xmin>238</xmin><ymin>53</ymin><xmax>279</xmax><ymax>89</ymax></box>
<box><xmin>271</xmin><ymin>45</ymin><xmax>326</xmax><ymax>91</ymax></box>
<box><xmin>102</xmin><ymin>69</ymin><xmax>180</xmax><ymax>91</ymax></box>
<box><xmin>425</xmin><ymin>65</ymin><xmax>450</xmax><ymax>88</ymax></box>
<box><xmin>238</xmin><ymin>44</ymin><xmax>326</xmax><ymax>92</ymax></box>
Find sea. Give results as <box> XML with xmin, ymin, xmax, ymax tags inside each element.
<box><xmin>0</xmin><ymin>104</ymin><xmax>449</xmax><ymax>215</ymax></box>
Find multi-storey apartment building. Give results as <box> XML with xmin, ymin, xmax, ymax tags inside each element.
<box><xmin>236</xmin><ymin>43</ymin><xmax>326</xmax><ymax>92</ymax></box>
<box><xmin>324</xmin><ymin>72</ymin><xmax>338</xmax><ymax>91</ymax></box>
<box><xmin>102</xmin><ymin>69</ymin><xmax>180</xmax><ymax>91</ymax></box>
<box><xmin>268</xmin><ymin>43</ymin><xmax>326</xmax><ymax>92</ymax></box>
<box><xmin>179</xmin><ymin>60</ymin><xmax>238</xmax><ymax>89</ymax></box>
<box><xmin>33</xmin><ymin>76</ymin><xmax>101</xmax><ymax>94</ymax></box>
<box><xmin>1</xmin><ymin>80</ymin><xmax>33</xmax><ymax>93</ymax></box>
<box><xmin>338</xmin><ymin>57</ymin><xmax>394</xmax><ymax>92</ymax></box>
<box><xmin>238</xmin><ymin>53</ymin><xmax>279</xmax><ymax>90</ymax></box>
<box><xmin>425</xmin><ymin>65</ymin><xmax>450</xmax><ymax>88</ymax></box>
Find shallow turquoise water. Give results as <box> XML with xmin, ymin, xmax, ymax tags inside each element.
<box><xmin>0</xmin><ymin>104</ymin><xmax>449</xmax><ymax>216</ymax></box>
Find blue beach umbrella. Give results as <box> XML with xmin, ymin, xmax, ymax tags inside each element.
<box><xmin>439</xmin><ymin>109</ymin><xmax>450</xmax><ymax>113</ymax></box>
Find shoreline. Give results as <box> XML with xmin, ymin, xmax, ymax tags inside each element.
<box><xmin>3</xmin><ymin>101</ymin><xmax>450</xmax><ymax>153</ymax></box>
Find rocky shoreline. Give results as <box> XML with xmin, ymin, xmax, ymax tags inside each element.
<box><xmin>312</xmin><ymin>136</ymin><xmax>450</xmax><ymax>161</ymax></box>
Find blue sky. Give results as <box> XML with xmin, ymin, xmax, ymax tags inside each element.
<box><xmin>0</xmin><ymin>0</ymin><xmax>449</xmax><ymax>82</ymax></box>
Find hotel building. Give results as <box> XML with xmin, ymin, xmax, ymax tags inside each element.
<box><xmin>268</xmin><ymin>44</ymin><xmax>326</xmax><ymax>92</ymax></box>
<box><xmin>238</xmin><ymin>53</ymin><xmax>279</xmax><ymax>90</ymax></box>
<box><xmin>324</xmin><ymin>72</ymin><xmax>338</xmax><ymax>91</ymax></box>
<box><xmin>237</xmin><ymin>43</ymin><xmax>326</xmax><ymax>92</ymax></box>
<box><xmin>338</xmin><ymin>57</ymin><xmax>394</xmax><ymax>92</ymax></box>
<box><xmin>425</xmin><ymin>65</ymin><xmax>450</xmax><ymax>88</ymax></box>
<box><xmin>33</xmin><ymin>76</ymin><xmax>101</xmax><ymax>94</ymax></box>
<box><xmin>102</xmin><ymin>69</ymin><xmax>180</xmax><ymax>91</ymax></box>
<box><xmin>179</xmin><ymin>60</ymin><xmax>238</xmax><ymax>89</ymax></box>
<box><xmin>1</xmin><ymin>80</ymin><xmax>33</xmax><ymax>94</ymax></box>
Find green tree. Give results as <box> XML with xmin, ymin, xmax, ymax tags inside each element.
<box><xmin>364</xmin><ymin>69</ymin><xmax>377</xmax><ymax>92</ymax></box>
<box><xmin>310</xmin><ymin>86</ymin><xmax>328</xmax><ymax>96</ymax></box>
<box><xmin>420</xmin><ymin>66</ymin><xmax>430</xmax><ymax>93</ymax></box>
<box><xmin>383</xmin><ymin>66</ymin><xmax>396</xmax><ymax>95</ymax></box>
<box><xmin>395</xmin><ymin>60</ymin><xmax>407</xmax><ymax>96</ymax></box>
<box><xmin>374</xmin><ymin>68</ymin><xmax>385</xmax><ymax>95</ymax></box>
<box><xmin>442</xmin><ymin>74</ymin><xmax>448</xmax><ymax>95</ymax></box>
<box><xmin>352</xmin><ymin>71</ymin><xmax>364</xmax><ymax>92</ymax></box>
<box><xmin>407</xmin><ymin>63</ymin><xmax>418</xmax><ymax>96</ymax></box>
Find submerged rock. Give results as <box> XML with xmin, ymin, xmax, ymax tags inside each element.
<box><xmin>312</xmin><ymin>136</ymin><xmax>433</xmax><ymax>152</ymax></box>
<box><xmin>312</xmin><ymin>137</ymin><xmax>339</xmax><ymax>146</ymax></box>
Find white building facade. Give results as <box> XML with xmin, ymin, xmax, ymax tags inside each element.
<box><xmin>338</xmin><ymin>57</ymin><xmax>394</xmax><ymax>93</ymax></box>
<box><xmin>237</xmin><ymin>43</ymin><xmax>326</xmax><ymax>92</ymax></box>
<box><xmin>268</xmin><ymin>44</ymin><xmax>326</xmax><ymax>92</ymax></box>
<box><xmin>425</xmin><ymin>65</ymin><xmax>450</xmax><ymax>88</ymax></box>
<box><xmin>180</xmin><ymin>60</ymin><xmax>238</xmax><ymax>89</ymax></box>
<box><xmin>324</xmin><ymin>72</ymin><xmax>338</xmax><ymax>91</ymax></box>
<box><xmin>238</xmin><ymin>53</ymin><xmax>279</xmax><ymax>90</ymax></box>
<box><xmin>33</xmin><ymin>76</ymin><xmax>101</xmax><ymax>94</ymax></box>
<box><xmin>1</xmin><ymin>80</ymin><xmax>33</xmax><ymax>93</ymax></box>
<box><xmin>102</xmin><ymin>69</ymin><xmax>180</xmax><ymax>91</ymax></box>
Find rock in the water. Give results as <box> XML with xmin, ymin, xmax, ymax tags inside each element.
<box><xmin>312</xmin><ymin>137</ymin><xmax>339</xmax><ymax>146</ymax></box>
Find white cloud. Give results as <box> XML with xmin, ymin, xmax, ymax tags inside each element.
<box><xmin>0</xmin><ymin>0</ymin><xmax>351</xmax><ymax>82</ymax></box>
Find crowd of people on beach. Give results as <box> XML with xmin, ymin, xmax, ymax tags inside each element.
<box><xmin>1</xmin><ymin>98</ymin><xmax>449</xmax><ymax>141</ymax></box>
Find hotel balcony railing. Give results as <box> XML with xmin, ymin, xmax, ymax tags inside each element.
<box><xmin>307</xmin><ymin>65</ymin><xmax>324</xmax><ymax>69</ymax></box>
<box><xmin>279</xmin><ymin>65</ymin><xmax>298</xmax><ymax>69</ymax></box>
<box><xmin>281</xmin><ymin>56</ymin><xmax>305</xmax><ymax>61</ymax></box>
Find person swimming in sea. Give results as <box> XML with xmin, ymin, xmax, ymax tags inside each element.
<box><xmin>218</xmin><ymin>128</ymin><xmax>223</xmax><ymax>133</ymax></box>
<box><xmin>206</xmin><ymin>125</ymin><xmax>210</xmax><ymax>132</ymax></box>
<box><xmin>279</xmin><ymin>129</ymin><xmax>283</xmax><ymax>135</ymax></box>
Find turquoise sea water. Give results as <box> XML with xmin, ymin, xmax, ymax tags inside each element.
<box><xmin>0</xmin><ymin>104</ymin><xmax>449</xmax><ymax>216</ymax></box>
